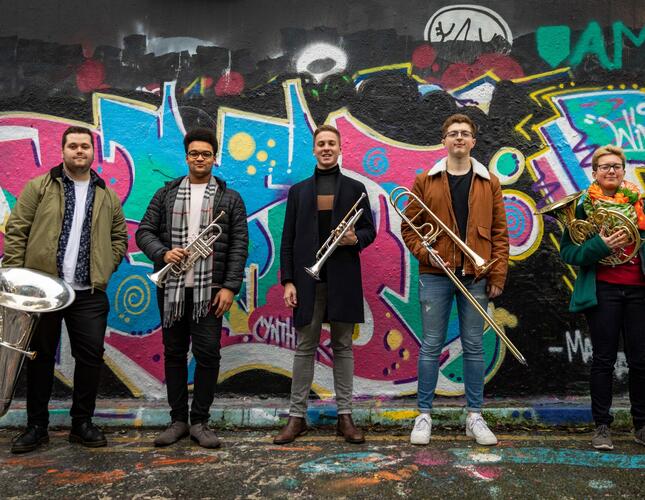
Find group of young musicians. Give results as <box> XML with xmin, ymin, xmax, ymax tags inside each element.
<box><xmin>3</xmin><ymin>114</ymin><xmax>643</xmax><ymax>454</ymax></box>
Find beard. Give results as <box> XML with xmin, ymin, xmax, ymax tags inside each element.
<box><xmin>63</xmin><ymin>155</ymin><xmax>93</xmax><ymax>175</ymax></box>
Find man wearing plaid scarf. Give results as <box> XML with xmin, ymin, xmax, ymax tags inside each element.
<box><xmin>136</xmin><ymin>128</ymin><xmax>248</xmax><ymax>448</ymax></box>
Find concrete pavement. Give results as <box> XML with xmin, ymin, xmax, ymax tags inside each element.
<box><xmin>0</xmin><ymin>429</ymin><xmax>644</xmax><ymax>498</ymax></box>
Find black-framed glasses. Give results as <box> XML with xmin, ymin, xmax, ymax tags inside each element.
<box><xmin>596</xmin><ymin>163</ymin><xmax>624</xmax><ymax>173</ymax></box>
<box><xmin>188</xmin><ymin>150</ymin><xmax>214</xmax><ymax>159</ymax></box>
<box><xmin>444</xmin><ymin>130</ymin><xmax>474</xmax><ymax>139</ymax></box>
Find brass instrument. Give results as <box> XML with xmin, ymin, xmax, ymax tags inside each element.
<box><xmin>537</xmin><ymin>191</ymin><xmax>641</xmax><ymax>266</ymax></box>
<box><xmin>305</xmin><ymin>193</ymin><xmax>366</xmax><ymax>280</ymax></box>
<box><xmin>148</xmin><ymin>210</ymin><xmax>225</xmax><ymax>287</ymax></box>
<box><xmin>389</xmin><ymin>186</ymin><xmax>528</xmax><ymax>366</ymax></box>
<box><xmin>0</xmin><ymin>268</ymin><xmax>76</xmax><ymax>417</ymax></box>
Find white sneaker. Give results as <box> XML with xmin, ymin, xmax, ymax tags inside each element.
<box><xmin>410</xmin><ymin>413</ymin><xmax>432</xmax><ymax>445</ymax></box>
<box><xmin>466</xmin><ymin>413</ymin><xmax>498</xmax><ymax>446</ymax></box>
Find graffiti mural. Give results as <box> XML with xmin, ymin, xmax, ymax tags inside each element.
<box><xmin>0</xmin><ymin>0</ymin><xmax>643</xmax><ymax>401</ymax></box>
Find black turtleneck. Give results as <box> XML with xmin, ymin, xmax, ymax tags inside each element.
<box><xmin>315</xmin><ymin>164</ymin><xmax>340</xmax><ymax>282</ymax></box>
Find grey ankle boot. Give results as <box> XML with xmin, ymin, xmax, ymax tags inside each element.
<box><xmin>190</xmin><ymin>422</ymin><xmax>221</xmax><ymax>449</ymax></box>
<box><xmin>154</xmin><ymin>421</ymin><xmax>189</xmax><ymax>447</ymax></box>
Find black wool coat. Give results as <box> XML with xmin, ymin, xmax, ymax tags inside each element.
<box><xmin>280</xmin><ymin>171</ymin><xmax>376</xmax><ymax>327</ymax></box>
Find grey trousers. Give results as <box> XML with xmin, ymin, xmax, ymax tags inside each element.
<box><xmin>289</xmin><ymin>283</ymin><xmax>355</xmax><ymax>417</ymax></box>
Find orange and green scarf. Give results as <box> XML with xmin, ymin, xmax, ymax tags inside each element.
<box><xmin>583</xmin><ymin>180</ymin><xmax>645</xmax><ymax>230</ymax></box>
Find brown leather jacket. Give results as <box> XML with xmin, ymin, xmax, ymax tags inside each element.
<box><xmin>401</xmin><ymin>157</ymin><xmax>509</xmax><ymax>289</ymax></box>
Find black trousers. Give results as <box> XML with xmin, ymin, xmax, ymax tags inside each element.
<box><xmin>26</xmin><ymin>289</ymin><xmax>109</xmax><ymax>427</ymax></box>
<box><xmin>158</xmin><ymin>288</ymin><xmax>222</xmax><ymax>424</ymax></box>
<box><xmin>585</xmin><ymin>281</ymin><xmax>645</xmax><ymax>429</ymax></box>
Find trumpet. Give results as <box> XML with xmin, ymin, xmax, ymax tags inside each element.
<box><xmin>389</xmin><ymin>186</ymin><xmax>528</xmax><ymax>366</ymax></box>
<box><xmin>147</xmin><ymin>210</ymin><xmax>225</xmax><ymax>287</ymax></box>
<box><xmin>305</xmin><ymin>192</ymin><xmax>366</xmax><ymax>280</ymax></box>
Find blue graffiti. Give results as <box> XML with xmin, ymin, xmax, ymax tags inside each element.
<box><xmin>300</xmin><ymin>452</ymin><xmax>395</xmax><ymax>474</ymax></box>
<box><xmin>107</xmin><ymin>261</ymin><xmax>160</xmax><ymax>336</ymax></box>
<box><xmin>451</xmin><ymin>447</ymin><xmax>645</xmax><ymax>469</ymax></box>
<box><xmin>216</xmin><ymin>80</ymin><xmax>316</xmax><ymax>217</ymax></box>
<box><xmin>363</xmin><ymin>147</ymin><xmax>389</xmax><ymax>176</ymax></box>
<box><xmin>97</xmin><ymin>82</ymin><xmax>187</xmax><ymax>221</ymax></box>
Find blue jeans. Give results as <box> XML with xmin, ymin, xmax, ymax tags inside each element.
<box><xmin>417</xmin><ymin>273</ymin><xmax>487</xmax><ymax>413</ymax></box>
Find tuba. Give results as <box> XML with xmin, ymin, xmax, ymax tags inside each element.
<box><xmin>537</xmin><ymin>191</ymin><xmax>642</xmax><ymax>266</ymax></box>
<box><xmin>0</xmin><ymin>268</ymin><xmax>75</xmax><ymax>417</ymax></box>
<box><xmin>389</xmin><ymin>186</ymin><xmax>528</xmax><ymax>366</ymax></box>
<box><xmin>148</xmin><ymin>210</ymin><xmax>225</xmax><ymax>287</ymax></box>
<box><xmin>305</xmin><ymin>193</ymin><xmax>366</xmax><ymax>280</ymax></box>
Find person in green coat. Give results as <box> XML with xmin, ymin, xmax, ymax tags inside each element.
<box><xmin>559</xmin><ymin>145</ymin><xmax>645</xmax><ymax>451</ymax></box>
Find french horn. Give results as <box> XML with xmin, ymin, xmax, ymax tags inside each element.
<box><xmin>537</xmin><ymin>191</ymin><xmax>641</xmax><ymax>266</ymax></box>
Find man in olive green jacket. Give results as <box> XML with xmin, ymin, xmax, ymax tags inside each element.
<box><xmin>3</xmin><ymin>126</ymin><xmax>127</xmax><ymax>453</ymax></box>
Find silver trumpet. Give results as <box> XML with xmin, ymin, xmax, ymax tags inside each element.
<box><xmin>305</xmin><ymin>192</ymin><xmax>367</xmax><ymax>280</ymax></box>
<box><xmin>147</xmin><ymin>210</ymin><xmax>225</xmax><ymax>287</ymax></box>
<box><xmin>0</xmin><ymin>267</ymin><xmax>76</xmax><ymax>417</ymax></box>
<box><xmin>389</xmin><ymin>186</ymin><xmax>528</xmax><ymax>366</ymax></box>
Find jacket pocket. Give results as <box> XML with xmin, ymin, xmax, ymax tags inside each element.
<box><xmin>477</xmin><ymin>225</ymin><xmax>491</xmax><ymax>241</ymax></box>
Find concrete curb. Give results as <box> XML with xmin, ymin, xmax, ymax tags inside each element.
<box><xmin>0</xmin><ymin>398</ymin><xmax>634</xmax><ymax>430</ymax></box>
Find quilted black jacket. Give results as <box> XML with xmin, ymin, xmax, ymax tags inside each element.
<box><xmin>135</xmin><ymin>176</ymin><xmax>248</xmax><ymax>293</ymax></box>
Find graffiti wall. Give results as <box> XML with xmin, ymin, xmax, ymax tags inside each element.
<box><xmin>0</xmin><ymin>0</ymin><xmax>643</xmax><ymax>401</ymax></box>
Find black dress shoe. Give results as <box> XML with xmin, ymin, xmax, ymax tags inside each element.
<box><xmin>11</xmin><ymin>425</ymin><xmax>49</xmax><ymax>454</ymax></box>
<box><xmin>69</xmin><ymin>421</ymin><xmax>107</xmax><ymax>448</ymax></box>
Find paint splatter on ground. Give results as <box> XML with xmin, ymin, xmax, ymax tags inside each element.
<box><xmin>0</xmin><ymin>430</ymin><xmax>644</xmax><ymax>497</ymax></box>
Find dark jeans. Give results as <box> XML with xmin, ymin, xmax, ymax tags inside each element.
<box><xmin>585</xmin><ymin>281</ymin><xmax>645</xmax><ymax>429</ymax></box>
<box><xmin>26</xmin><ymin>289</ymin><xmax>109</xmax><ymax>428</ymax></box>
<box><xmin>158</xmin><ymin>288</ymin><xmax>222</xmax><ymax>424</ymax></box>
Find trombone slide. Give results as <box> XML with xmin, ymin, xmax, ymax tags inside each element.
<box><xmin>390</xmin><ymin>186</ymin><xmax>527</xmax><ymax>366</ymax></box>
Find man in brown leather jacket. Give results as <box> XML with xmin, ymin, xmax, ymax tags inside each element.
<box><xmin>401</xmin><ymin>114</ymin><xmax>509</xmax><ymax>447</ymax></box>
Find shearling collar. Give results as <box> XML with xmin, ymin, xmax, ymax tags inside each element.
<box><xmin>427</xmin><ymin>157</ymin><xmax>490</xmax><ymax>180</ymax></box>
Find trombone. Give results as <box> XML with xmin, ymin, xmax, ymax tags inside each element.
<box><xmin>389</xmin><ymin>186</ymin><xmax>527</xmax><ymax>366</ymax></box>
<box><xmin>305</xmin><ymin>192</ymin><xmax>366</xmax><ymax>280</ymax></box>
<box><xmin>148</xmin><ymin>210</ymin><xmax>225</xmax><ymax>287</ymax></box>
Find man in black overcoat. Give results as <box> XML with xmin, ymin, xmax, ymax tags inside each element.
<box><xmin>274</xmin><ymin>124</ymin><xmax>376</xmax><ymax>444</ymax></box>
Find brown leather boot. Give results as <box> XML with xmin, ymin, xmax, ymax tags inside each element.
<box><xmin>337</xmin><ymin>414</ymin><xmax>365</xmax><ymax>444</ymax></box>
<box><xmin>273</xmin><ymin>417</ymin><xmax>308</xmax><ymax>444</ymax></box>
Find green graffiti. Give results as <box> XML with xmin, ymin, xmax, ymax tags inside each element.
<box><xmin>536</xmin><ymin>26</ymin><xmax>570</xmax><ymax>68</ymax></box>
<box><xmin>569</xmin><ymin>22</ymin><xmax>613</xmax><ymax>69</ymax></box>
<box><xmin>612</xmin><ymin>22</ymin><xmax>645</xmax><ymax>70</ymax></box>
<box><xmin>537</xmin><ymin>21</ymin><xmax>644</xmax><ymax>70</ymax></box>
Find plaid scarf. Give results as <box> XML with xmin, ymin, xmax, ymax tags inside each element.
<box><xmin>163</xmin><ymin>175</ymin><xmax>218</xmax><ymax>326</ymax></box>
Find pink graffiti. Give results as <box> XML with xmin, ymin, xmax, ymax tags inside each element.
<box><xmin>0</xmin><ymin>116</ymin><xmax>131</xmax><ymax>204</ymax></box>
<box><xmin>426</xmin><ymin>53</ymin><xmax>524</xmax><ymax>89</ymax></box>
<box><xmin>105</xmin><ymin>326</ymin><xmax>165</xmax><ymax>382</ymax></box>
<box><xmin>415</xmin><ymin>450</ymin><xmax>451</xmax><ymax>466</ymax></box>
<box><xmin>76</xmin><ymin>59</ymin><xmax>109</xmax><ymax>93</ymax></box>
<box><xmin>532</xmin><ymin>156</ymin><xmax>568</xmax><ymax>203</ymax></box>
<box><xmin>335</xmin><ymin>114</ymin><xmax>447</xmax><ymax>186</ymax></box>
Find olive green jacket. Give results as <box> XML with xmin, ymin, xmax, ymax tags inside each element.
<box><xmin>3</xmin><ymin>164</ymin><xmax>128</xmax><ymax>291</ymax></box>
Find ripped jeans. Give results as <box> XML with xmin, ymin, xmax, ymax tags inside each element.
<box><xmin>417</xmin><ymin>273</ymin><xmax>488</xmax><ymax>413</ymax></box>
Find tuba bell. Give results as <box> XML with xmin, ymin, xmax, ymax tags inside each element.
<box><xmin>537</xmin><ymin>190</ymin><xmax>642</xmax><ymax>266</ymax></box>
<box><xmin>0</xmin><ymin>268</ymin><xmax>75</xmax><ymax>417</ymax></box>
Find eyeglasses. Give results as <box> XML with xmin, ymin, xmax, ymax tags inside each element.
<box><xmin>596</xmin><ymin>163</ymin><xmax>624</xmax><ymax>173</ymax></box>
<box><xmin>188</xmin><ymin>150</ymin><xmax>214</xmax><ymax>159</ymax></box>
<box><xmin>444</xmin><ymin>130</ymin><xmax>474</xmax><ymax>139</ymax></box>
